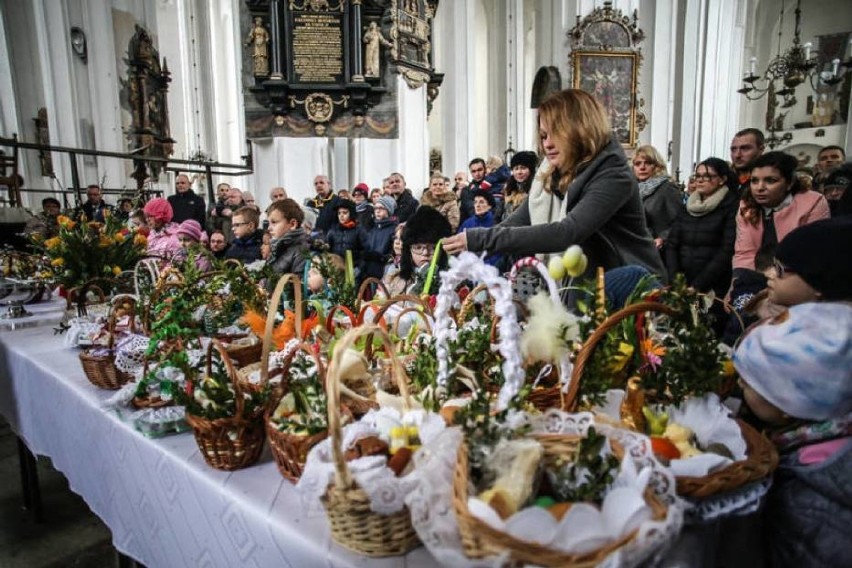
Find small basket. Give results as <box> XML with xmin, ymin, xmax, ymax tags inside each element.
<box><xmin>452</xmin><ymin>433</ymin><xmax>668</xmax><ymax>567</ymax></box>
<box><xmin>219</xmin><ymin>335</ymin><xmax>263</xmax><ymax>368</ymax></box>
<box><xmin>321</xmin><ymin>324</ymin><xmax>421</xmax><ymax>557</ymax></box>
<box><xmin>79</xmin><ymin>295</ymin><xmax>138</xmax><ymax>390</ymax></box>
<box><xmin>266</xmin><ymin>342</ymin><xmax>328</xmax><ymax>482</ymax></box>
<box><xmin>185</xmin><ymin>339</ymin><xmax>267</xmax><ymax>471</ymax></box>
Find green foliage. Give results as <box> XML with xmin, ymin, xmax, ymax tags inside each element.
<box><xmin>547</xmin><ymin>427</ymin><xmax>620</xmax><ymax>505</ymax></box>
<box><xmin>313</xmin><ymin>253</ymin><xmax>357</xmax><ymax>311</ymax></box>
<box><xmin>270</xmin><ymin>351</ymin><xmax>329</xmax><ymax>435</ymax></box>
<box><xmin>174</xmin><ymin>351</ymin><xmax>268</xmax><ymax>420</ymax></box>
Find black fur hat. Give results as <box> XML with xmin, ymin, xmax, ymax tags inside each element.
<box><xmin>510</xmin><ymin>151</ymin><xmax>538</xmax><ymax>172</ymax></box>
<box><xmin>399</xmin><ymin>206</ymin><xmax>453</xmax><ymax>280</ymax></box>
<box><xmin>334</xmin><ymin>199</ymin><xmax>357</xmax><ymax>221</ymax></box>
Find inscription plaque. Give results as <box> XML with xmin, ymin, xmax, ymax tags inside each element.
<box><xmin>290</xmin><ymin>12</ymin><xmax>345</xmax><ymax>84</ymax></box>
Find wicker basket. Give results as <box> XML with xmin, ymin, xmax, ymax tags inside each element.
<box><xmin>79</xmin><ymin>295</ymin><xmax>138</xmax><ymax>390</ymax></box>
<box><xmin>572</xmin><ymin>301</ymin><xmax>778</xmax><ymax>498</ymax></box>
<box><xmin>265</xmin><ymin>342</ymin><xmax>327</xmax><ymax>482</ymax></box>
<box><xmin>219</xmin><ymin>335</ymin><xmax>263</xmax><ymax>368</ymax></box>
<box><xmin>321</xmin><ymin>324</ymin><xmax>421</xmax><ymax>557</ymax></box>
<box><xmin>185</xmin><ymin>339</ymin><xmax>266</xmax><ymax>471</ymax></box>
<box><xmin>236</xmin><ymin>273</ymin><xmax>303</xmax><ymax>396</ymax></box>
<box><xmin>453</xmin><ymin>433</ymin><xmax>668</xmax><ymax>566</ymax></box>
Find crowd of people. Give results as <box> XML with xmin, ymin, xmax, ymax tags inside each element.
<box><xmin>19</xmin><ymin>88</ymin><xmax>851</xmax><ymax>566</ymax></box>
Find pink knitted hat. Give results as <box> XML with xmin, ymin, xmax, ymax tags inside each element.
<box><xmin>143</xmin><ymin>198</ymin><xmax>173</xmax><ymax>223</ymax></box>
<box><xmin>177</xmin><ymin>219</ymin><xmax>203</xmax><ymax>242</ymax></box>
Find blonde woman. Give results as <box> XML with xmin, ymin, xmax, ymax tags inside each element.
<box><xmin>419</xmin><ymin>172</ymin><xmax>460</xmax><ymax>231</ymax></box>
<box><xmin>632</xmin><ymin>145</ymin><xmax>683</xmax><ymax>249</ymax></box>
<box><xmin>443</xmin><ymin>89</ymin><xmax>663</xmax><ymax>278</ymax></box>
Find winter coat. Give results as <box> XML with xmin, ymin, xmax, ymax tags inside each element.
<box><xmin>764</xmin><ymin>438</ymin><xmax>852</xmax><ymax>567</ymax></box>
<box><xmin>359</xmin><ymin>217</ymin><xmax>398</xmax><ymax>280</ymax></box>
<box><xmin>419</xmin><ymin>189</ymin><xmax>460</xmax><ymax>232</ymax></box>
<box><xmin>267</xmin><ymin>228</ymin><xmax>307</xmax><ymax>278</ymax></box>
<box><xmin>466</xmin><ymin>138</ymin><xmax>666</xmax><ymax>280</ymax></box>
<box><xmin>311</xmin><ymin>193</ymin><xmax>338</xmax><ymax>234</ymax></box>
<box><xmin>168</xmin><ymin>190</ymin><xmax>207</xmax><ymax>227</ymax></box>
<box><xmin>225</xmin><ymin>229</ymin><xmax>264</xmax><ymax>264</ymax></box>
<box><xmin>393</xmin><ymin>189</ymin><xmax>419</xmax><ymax>224</ymax></box>
<box><xmin>326</xmin><ymin>221</ymin><xmax>362</xmax><ymax>260</ymax></box>
<box><xmin>733</xmin><ymin>191</ymin><xmax>830</xmax><ymax>270</ymax></box>
<box><xmin>641</xmin><ymin>180</ymin><xmax>683</xmax><ymax>240</ymax></box>
<box><xmin>146</xmin><ymin>223</ymin><xmax>182</xmax><ymax>261</ymax></box>
<box><xmin>459</xmin><ymin>210</ymin><xmax>502</xmax><ymax>267</ymax></box>
<box><xmin>77</xmin><ymin>201</ymin><xmax>113</xmax><ymax>223</ymax></box>
<box><xmin>665</xmin><ymin>190</ymin><xmax>739</xmax><ymax>296</ymax></box>
<box><xmin>355</xmin><ymin>201</ymin><xmax>375</xmax><ymax>230</ymax></box>
<box><xmin>459</xmin><ymin>180</ymin><xmax>491</xmax><ymax>224</ymax></box>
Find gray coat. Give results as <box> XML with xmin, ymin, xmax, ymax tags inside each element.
<box><xmin>466</xmin><ymin>138</ymin><xmax>666</xmax><ymax>279</ymax></box>
<box><xmin>267</xmin><ymin>228</ymin><xmax>307</xmax><ymax>278</ymax></box>
<box><xmin>642</xmin><ymin>180</ymin><xmax>683</xmax><ymax>240</ymax></box>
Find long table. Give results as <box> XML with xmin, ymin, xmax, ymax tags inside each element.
<box><xmin>0</xmin><ymin>323</ymin><xmax>436</xmax><ymax>568</ymax></box>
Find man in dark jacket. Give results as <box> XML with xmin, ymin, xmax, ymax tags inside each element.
<box><xmin>168</xmin><ymin>173</ymin><xmax>207</xmax><ymax>227</ymax></box>
<box><xmin>310</xmin><ymin>175</ymin><xmax>340</xmax><ymax>235</ymax></box>
<box><xmin>386</xmin><ymin>172</ymin><xmax>418</xmax><ymax>223</ymax></box>
<box><xmin>459</xmin><ymin>158</ymin><xmax>492</xmax><ymax>224</ymax></box>
<box><xmin>77</xmin><ymin>184</ymin><xmax>113</xmax><ymax>222</ymax></box>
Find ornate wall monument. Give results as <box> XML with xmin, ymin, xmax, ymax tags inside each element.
<box><xmin>242</xmin><ymin>0</ymin><xmax>442</xmax><ymax>139</ymax></box>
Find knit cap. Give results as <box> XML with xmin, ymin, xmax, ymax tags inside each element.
<box><xmin>352</xmin><ymin>183</ymin><xmax>369</xmax><ymax>198</ymax></box>
<box><xmin>776</xmin><ymin>216</ymin><xmax>852</xmax><ymax>301</ymax></box>
<box><xmin>733</xmin><ymin>302</ymin><xmax>852</xmax><ymax>421</ymax></box>
<box><xmin>510</xmin><ymin>151</ymin><xmax>538</xmax><ymax>171</ymax></box>
<box><xmin>375</xmin><ymin>195</ymin><xmax>397</xmax><ymax>215</ymax></box>
<box><xmin>177</xmin><ymin>219</ymin><xmax>203</xmax><ymax>242</ymax></box>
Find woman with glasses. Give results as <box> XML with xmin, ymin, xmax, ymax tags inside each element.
<box><xmin>632</xmin><ymin>145</ymin><xmax>683</xmax><ymax>250</ymax></box>
<box><xmin>442</xmin><ymin>89</ymin><xmax>663</xmax><ymax>280</ymax></box>
<box><xmin>665</xmin><ymin>157</ymin><xmax>739</xmax><ymax>300</ymax></box>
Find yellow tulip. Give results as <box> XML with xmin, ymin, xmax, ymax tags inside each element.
<box><xmin>51</xmin><ymin>257</ymin><xmax>65</xmax><ymax>267</ymax></box>
<box><xmin>112</xmin><ymin>266</ymin><xmax>122</xmax><ymax>276</ymax></box>
<box><xmin>134</xmin><ymin>234</ymin><xmax>148</xmax><ymax>246</ymax></box>
<box><xmin>98</xmin><ymin>235</ymin><xmax>114</xmax><ymax>248</ymax></box>
<box><xmin>114</xmin><ymin>232</ymin><xmax>126</xmax><ymax>244</ymax></box>
<box><xmin>44</xmin><ymin>237</ymin><xmax>62</xmax><ymax>250</ymax></box>
<box><xmin>57</xmin><ymin>215</ymin><xmax>75</xmax><ymax>229</ymax></box>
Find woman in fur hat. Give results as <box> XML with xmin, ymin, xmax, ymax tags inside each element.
<box><xmin>502</xmin><ymin>150</ymin><xmax>538</xmax><ymax>221</ymax></box>
<box><xmin>381</xmin><ymin>206</ymin><xmax>452</xmax><ymax>297</ymax></box>
<box><xmin>442</xmin><ymin>89</ymin><xmax>664</xmax><ymax>281</ymax></box>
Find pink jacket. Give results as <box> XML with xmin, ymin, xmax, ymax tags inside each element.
<box><xmin>733</xmin><ymin>190</ymin><xmax>830</xmax><ymax>270</ymax></box>
<box><xmin>146</xmin><ymin>223</ymin><xmax>182</xmax><ymax>261</ymax></box>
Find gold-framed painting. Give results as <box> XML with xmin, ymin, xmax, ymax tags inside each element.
<box><xmin>572</xmin><ymin>51</ymin><xmax>639</xmax><ymax>147</ymax></box>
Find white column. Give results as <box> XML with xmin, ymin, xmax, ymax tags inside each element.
<box><xmin>487</xmin><ymin>1</ymin><xmax>507</xmax><ymax>156</ymax></box>
<box><xmin>0</xmin><ymin>3</ymin><xmax>18</xmax><ymax>140</ymax></box>
<box><xmin>396</xmin><ymin>75</ymin><xmax>429</xmax><ymax>194</ymax></box>
<box><xmin>674</xmin><ymin>0</ymin><xmax>707</xmax><ymax>176</ymax></box>
<box><xmin>506</xmin><ymin>0</ymin><xmax>525</xmax><ymax>154</ymax></box>
<box><xmin>436</xmin><ymin>0</ymin><xmax>475</xmax><ymax>176</ymax></box>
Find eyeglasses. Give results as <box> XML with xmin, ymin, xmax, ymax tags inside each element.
<box><xmin>410</xmin><ymin>244</ymin><xmax>435</xmax><ymax>256</ymax></box>
<box><xmin>232</xmin><ymin>221</ymin><xmax>251</xmax><ymax>228</ymax></box>
<box><xmin>693</xmin><ymin>173</ymin><xmax>718</xmax><ymax>181</ymax></box>
<box><xmin>773</xmin><ymin>259</ymin><xmax>793</xmax><ymax>278</ymax></box>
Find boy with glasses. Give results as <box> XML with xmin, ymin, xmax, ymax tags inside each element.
<box><xmin>225</xmin><ymin>207</ymin><xmax>264</xmax><ymax>264</ymax></box>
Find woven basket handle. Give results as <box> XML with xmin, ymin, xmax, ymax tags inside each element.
<box><xmin>356</xmin><ymin>277</ymin><xmax>390</xmax><ymax>309</ymax></box>
<box><xmin>508</xmin><ymin>256</ymin><xmax>561</xmax><ymax>303</ymax></box>
<box><xmin>456</xmin><ymin>283</ymin><xmax>492</xmax><ymax>324</ymax></box>
<box><xmin>324</xmin><ymin>304</ymin><xmax>359</xmax><ymax>335</ymax></box>
<box><xmin>67</xmin><ymin>280</ymin><xmax>108</xmax><ymax>314</ymax></box>
<box><xmin>565</xmin><ymin>301</ymin><xmax>675</xmax><ymax>411</ymax></box>
<box><xmin>205</xmin><ymin>338</ymin><xmax>246</xmax><ymax>415</ymax></box>
<box><xmin>433</xmin><ymin>253</ymin><xmax>524</xmax><ymax>410</ymax></box>
<box><xmin>262</xmin><ymin>274</ymin><xmax>304</xmax><ymax>383</ymax></box>
<box><xmin>362</xmin><ymin>294</ymin><xmax>432</xmax><ymax>359</ymax></box>
<box><xmin>392</xmin><ymin>306</ymin><xmax>433</xmax><ymax>337</ymax></box>
<box><xmin>108</xmin><ymin>294</ymin><xmax>139</xmax><ymax>346</ymax></box>
<box><xmin>327</xmin><ymin>324</ymin><xmax>411</xmax><ymax>490</ymax></box>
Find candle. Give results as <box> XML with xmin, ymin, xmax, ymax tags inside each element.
<box><xmin>803</xmin><ymin>42</ymin><xmax>812</xmax><ymax>60</ymax></box>
<box><xmin>749</xmin><ymin>56</ymin><xmax>757</xmax><ymax>75</ymax></box>
<box><xmin>832</xmin><ymin>58</ymin><xmax>840</xmax><ymax>77</ymax></box>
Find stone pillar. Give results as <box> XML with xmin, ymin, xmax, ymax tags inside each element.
<box><xmin>351</xmin><ymin>0</ymin><xmax>364</xmax><ymax>81</ymax></box>
<box><xmin>269</xmin><ymin>0</ymin><xmax>284</xmax><ymax>79</ymax></box>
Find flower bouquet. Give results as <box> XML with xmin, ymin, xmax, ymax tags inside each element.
<box><xmin>30</xmin><ymin>212</ymin><xmax>146</xmax><ymax>292</ymax></box>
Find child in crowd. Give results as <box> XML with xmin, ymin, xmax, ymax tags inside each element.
<box><xmin>458</xmin><ymin>189</ymin><xmax>503</xmax><ymax>268</ymax></box>
<box><xmin>142</xmin><ymin>198</ymin><xmax>181</xmax><ymax>261</ymax></box>
<box><xmin>266</xmin><ymin>198</ymin><xmax>307</xmax><ymax>279</ymax></box>
<box><xmin>129</xmin><ymin>209</ymin><xmax>149</xmax><ymax>236</ymax></box>
<box><xmin>326</xmin><ymin>200</ymin><xmax>361</xmax><ymax>264</ymax></box>
<box><xmin>225</xmin><ymin>206</ymin><xmax>264</xmax><ymax>264</ymax></box>
<box><xmin>360</xmin><ymin>195</ymin><xmax>398</xmax><ymax>281</ymax></box>
<box><xmin>384</xmin><ymin>223</ymin><xmax>404</xmax><ymax>280</ymax></box>
<box><xmin>733</xmin><ymin>216</ymin><xmax>852</xmax><ymax>567</ymax></box>
<box><xmin>382</xmin><ymin>206</ymin><xmax>452</xmax><ymax>297</ymax></box>
<box><xmin>304</xmin><ymin>253</ymin><xmax>345</xmax><ymax>316</ymax></box>
<box><xmin>260</xmin><ymin>231</ymin><xmax>271</xmax><ymax>261</ymax></box>
<box><xmin>175</xmin><ymin>219</ymin><xmax>212</xmax><ymax>272</ymax></box>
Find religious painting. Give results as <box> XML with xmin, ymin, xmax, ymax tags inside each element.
<box><xmin>573</xmin><ymin>51</ymin><xmax>638</xmax><ymax>147</ymax></box>
<box><xmin>568</xmin><ymin>3</ymin><xmax>645</xmax><ymax>148</ymax></box>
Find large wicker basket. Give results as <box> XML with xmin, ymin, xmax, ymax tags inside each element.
<box><xmin>185</xmin><ymin>339</ymin><xmax>266</xmax><ymax>471</ymax></box>
<box><xmin>320</xmin><ymin>324</ymin><xmax>421</xmax><ymax>557</ymax></box>
<box><xmin>79</xmin><ymin>295</ymin><xmax>138</xmax><ymax>390</ymax></box>
<box><xmin>452</xmin><ymin>433</ymin><xmax>668</xmax><ymax>567</ymax></box>
<box><xmin>573</xmin><ymin>301</ymin><xmax>779</xmax><ymax>498</ymax></box>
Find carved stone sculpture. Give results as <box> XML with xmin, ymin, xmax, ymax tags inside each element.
<box><xmin>363</xmin><ymin>22</ymin><xmax>392</xmax><ymax>78</ymax></box>
<box><xmin>246</xmin><ymin>17</ymin><xmax>270</xmax><ymax>76</ymax></box>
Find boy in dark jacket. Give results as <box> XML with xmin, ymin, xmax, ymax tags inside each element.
<box><xmin>359</xmin><ymin>195</ymin><xmax>398</xmax><ymax>281</ymax></box>
<box><xmin>225</xmin><ymin>206</ymin><xmax>264</xmax><ymax>264</ymax></box>
<box><xmin>326</xmin><ymin>200</ymin><xmax>362</xmax><ymax>266</ymax></box>
<box><xmin>266</xmin><ymin>198</ymin><xmax>307</xmax><ymax>278</ymax></box>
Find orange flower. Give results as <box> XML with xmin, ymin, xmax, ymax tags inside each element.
<box><xmin>57</xmin><ymin>215</ymin><xmax>75</xmax><ymax>229</ymax></box>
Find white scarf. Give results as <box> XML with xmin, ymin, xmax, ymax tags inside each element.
<box><xmin>527</xmin><ymin>161</ymin><xmax>568</xmax><ymax>262</ymax></box>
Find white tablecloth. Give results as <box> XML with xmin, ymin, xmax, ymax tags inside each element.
<box><xmin>0</xmin><ymin>326</ymin><xmax>437</xmax><ymax>568</ymax></box>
